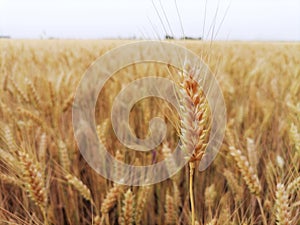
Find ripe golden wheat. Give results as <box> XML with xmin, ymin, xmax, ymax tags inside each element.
<box><xmin>0</xmin><ymin>40</ymin><xmax>299</xmax><ymax>225</ymax></box>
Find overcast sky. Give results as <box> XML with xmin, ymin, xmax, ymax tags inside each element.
<box><xmin>0</xmin><ymin>0</ymin><xmax>299</xmax><ymax>40</ymax></box>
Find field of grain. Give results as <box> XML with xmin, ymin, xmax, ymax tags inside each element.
<box><xmin>0</xmin><ymin>40</ymin><xmax>299</xmax><ymax>225</ymax></box>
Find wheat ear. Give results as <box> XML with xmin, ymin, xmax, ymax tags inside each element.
<box><xmin>48</xmin><ymin>81</ymin><xmax>56</xmax><ymax>107</ymax></box>
<box><xmin>0</xmin><ymin>148</ymin><xmax>18</xmax><ymax>168</ymax></box>
<box><xmin>101</xmin><ymin>185</ymin><xmax>124</xmax><ymax>214</ymax></box>
<box><xmin>38</xmin><ymin>133</ymin><xmax>47</xmax><ymax>165</ymax></box>
<box><xmin>178</xmin><ymin>66</ymin><xmax>209</xmax><ymax>162</ymax></box>
<box><xmin>229</xmin><ymin>146</ymin><xmax>268</xmax><ymax>225</ymax></box>
<box><xmin>2</xmin><ymin>125</ymin><xmax>17</xmax><ymax>152</ymax></box>
<box><xmin>17</xmin><ymin>107</ymin><xmax>44</xmax><ymax>127</ymax></box>
<box><xmin>58</xmin><ymin>140</ymin><xmax>70</xmax><ymax>172</ymax></box>
<box><xmin>19</xmin><ymin>152</ymin><xmax>47</xmax><ymax>213</ymax></box>
<box><xmin>164</xmin><ymin>191</ymin><xmax>177</xmax><ymax>225</ymax></box>
<box><xmin>223</xmin><ymin>169</ymin><xmax>243</xmax><ymax>202</ymax></box>
<box><xmin>62</xmin><ymin>93</ymin><xmax>74</xmax><ymax>112</ymax></box>
<box><xmin>229</xmin><ymin>146</ymin><xmax>261</xmax><ymax>196</ymax></box>
<box><xmin>114</xmin><ymin>149</ymin><xmax>124</xmax><ymax>184</ymax></box>
<box><xmin>9</xmin><ymin>78</ymin><xmax>29</xmax><ymax>103</ymax></box>
<box><xmin>65</xmin><ymin>173</ymin><xmax>92</xmax><ymax>202</ymax></box>
<box><xmin>205</xmin><ymin>183</ymin><xmax>217</xmax><ymax>220</ymax></box>
<box><xmin>287</xmin><ymin>176</ymin><xmax>300</xmax><ymax>196</ymax></box>
<box><xmin>275</xmin><ymin>183</ymin><xmax>291</xmax><ymax>225</ymax></box>
<box><xmin>25</xmin><ymin>78</ymin><xmax>42</xmax><ymax>109</ymax></box>
<box><xmin>162</xmin><ymin>142</ymin><xmax>179</xmax><ymax>181</ymax></box>
<box><xmin>119</xmin><ymin>189</ymin><xmax>134</xmax><ymax>225</ymax></box>
<box><xmin>135</xmin><ymin>186</ymin><xmax>151</xmax><ymax>225</ymax></box>
<box><xmin>290</xmin><ymin>123</ymin><xmax>300</xmax><ymax>154</ymax></box>
<box><xmin>0</xmin><ymin>173</ymin><xmax>21</xmax><ymax>186</ymax></box>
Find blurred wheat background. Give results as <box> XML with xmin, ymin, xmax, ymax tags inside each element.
<box><xmin>0</xmin><ymin>39</ymin><xmax>299</xmax><ymax>225</ymax></box>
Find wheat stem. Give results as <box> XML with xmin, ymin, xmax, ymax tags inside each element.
<box><xmin>189</xmin><ymin>162</ymin><xmax>195</xmax><ymax>225</ymax></box>
<box><xmin>256</xmin><ymin>197</ymin><xmax>268</xmax><ymax>225</ymax></box>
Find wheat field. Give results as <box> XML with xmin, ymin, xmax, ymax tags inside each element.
<box><xmin>0</xmin><ymin>39</ymin><xmax>299</xmax><ymax>225</ymax></box>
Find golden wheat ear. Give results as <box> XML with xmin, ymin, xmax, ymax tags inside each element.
<box><xmin>164</xmin><ymin>190</ymin><xmax>177</xmax><ymax>225</ymax></box>
<box><xmin>229</xmin><ymin>146</ymin><xmax>261</xmax><ymax>196</ymax></box>
<box><xmin>287</xmin><ymin>176</ymin><xmax>300</xmax><ymax>195</ymax></box>
<box><xmin>65</xmin><ymin>173</ymin><xmax>93</xmax><ymax>202</ymax></box>
<box><xmin>119</xmin><ymin>189</ymin><xmax>135</xmax><ymax>225</ymax></box>
<box><xmin>18</xmin><ymin>151</ymin><xmax>47</xmax><ymax>214</ymax></box>
<box><xmin>177</xmin><ymin>61</ymin><xmax>211</xmax><ymax>162</ymax></box>
<box><xmin>275</xmin><ymin>183</ymin><xmax>291</xmax><ymax>225</ymax></box>
<box><xmin>101</xmin><ymin>185</ymin><xmax>124</xmax><ymax>215</ymax></box>
<box><xmin>135</xmin><ymin>186</ymin><xmax>151</xmax><ymax>225</ymax></box>
<box><xmin>223</xmin><ymin>169</ymin><xmax>243</xmax><ymax>202</ymax></box>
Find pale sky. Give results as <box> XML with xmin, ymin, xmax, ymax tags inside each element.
<box><xmin>0</xmin><ymin>0</ymin><xmax>299</xmax><ymax>40</ymax></box>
